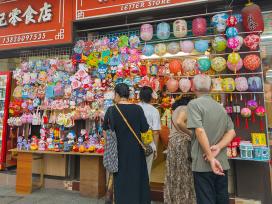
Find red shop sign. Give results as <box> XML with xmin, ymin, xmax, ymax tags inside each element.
<box><xmin>74</xmin><ymin>0</ymin><xmax>208</xmax><ymax>20</ymax></box>
<box><xmin>0</xmin><ymin>0</ymin><xmax>73</xmax><ymax>50</ymax></box>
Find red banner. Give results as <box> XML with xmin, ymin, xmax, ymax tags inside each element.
<box><xmin>74</xmin><ymin>0</ymin><xmax>208</xmax><ymax>20</ymax></box>
<box><xmin>0</xmin><ymin>0</ymin><xmax>73</xmax><ymax>50</ymax></box>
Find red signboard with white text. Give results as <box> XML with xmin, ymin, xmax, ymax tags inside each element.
<box><xmin>74</xmin><ymin>0</ymin><xmax>208</xmax><ymax>21</ymax></box>
<box><xmin>0</xmin><ymin>0</ymin><xmax>73</xmax><ymax>50</ymax></box>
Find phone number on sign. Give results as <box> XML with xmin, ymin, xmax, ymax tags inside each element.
<box><xmin>1</xmin><ymin>33</ymin><xmax>46</xmax><ymax>44</ymax></box>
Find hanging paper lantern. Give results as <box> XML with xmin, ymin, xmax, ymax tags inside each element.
<box><xmin>129</xmin><ymin>35</ymin><xmax>140</xmax><ymax>49</ymax></box>
<box><xmin>157</xmin><ymin>22</ymin><xmax>171</xmax><ymax>40</ymax></box>
<box><xmin>140</xmin><ymin>24</ymin><xmax>153</xmax><ymax>41</ymax></box>
<box><xmin>226</xmin><ymin>16</ymin><xmax>238</xmax><ymax>27</ymax></box>
<box><xmin>192</xmin><ymin>17</ymin><xmax>207</xmax><ymax>36</ymax></box>
<box><xmin>255</xmin><ymin>106</ymin><xmax>265</xmax><ymax>117</ymax></box>
<box><xmin>247</xmin><ymin>100</ymin><xmax>258</xmax><ymax>110</ymax></box>
<box><xmin>167</xmin><ymin>42</ymin><xmax>180</xmax><ymax>55</ymax></box>
<box><xmin>166</xmin><ymin>78</ymin><xmax>179</xmax><ymax>92</ymax></box>
<box><xmin>212</xmin><ymin>78</ymin><xmax>223</xmax><ymax>92</ymax></box>
<box><xmin>169</xmin><ymin>60</ymin><xmax>182</xmax><ymax>75</ymax></box>
<box><xmin>241</xmin><ymin>107</ymin><xmax>252</xmax><ymax>118</ymax></box>
<box><xmin>180</xmin><ymin>40</ymin><xmax>194</xmax><ymax>53</ymax></box>
<box><xmin>142</xmin><ymin>44</ymin><xmax>154</xmax><ymax>56</ymax></box>
<box><xmin>235</xmin><ymin>77</ymin><xmax>248</xmax><ymax>92</ymax></box>
<box><xmin>226</xmin><ymin>27</ymin><xmax>238</xmax><ymax>38</ymax></box>
<box><xmin>243</xmin><ymin>54</ymin><xmax>261</xmax><ymax>71</ymax></box>
<box><xmin>197</xmin><ymin>58</ymin><xmax>211</xmax><ymax>72</ymax></box>
<box><xmin>179</xmin><ymin>78</ymin><xmax>191</xmax><ymax>93</ymax></box>
<box><xmin>222</xmin><ymin>78</ymin><xmax>235</xmax><ymax>92</ymax></box>
<box><xmin>248</xmin><ymin>76</ymin><xmax>262</xmax><ymax>92</ymax></box>
<box><xmin>244</xmin><ymin>34</ymin><xmax>260</xmax><ymax>50</ymax></box>
<box><xmin>195</xmin><ymin>40</ymin><xmax>209</xmax><ymax>53</ymax></box>
<box><xmin>173</xmin><ymin>19</ymin><xmax>187</xmax><ymax>38</ymax></box>
<box><xmin>154</xmin><ymin>43</ymin><xmax>167</xmax><ymax>56</ymax></box>
<box><xmin>233</xmin><ymin>36</ymin><xmax>244</xmax><ymax>51</ymax></box>
<box><xmin>227</xmin><ymin>58</ymin><xmax>243</xmax><ymax>72</ymax></box>
<box><xmin>182</xmin><ymin>58</ymin><xmax>197</xmax><ymax>74</ymax></box>
<box><xmin>227</xmin><ymin>37</ymin><xmax>239</xmax><ymax>50</ymax></box>
<box><xmin>212</xmin><ymin>13</ymin><xmax>229</xmax><ymax>33</ymax></box>
<box><xmin>211</xmin><ymin>57</ymin><xmax>227</xmax><ymax>72</ymax></box>
<box><xmin>228</xmin><ymin>52</ymin><xmax>241</xmax><ymax>65</ymax></box>
<box><xmin>242</xmin><ymin>2</ymin><xmax>264</xmax><ymax>32</ymax></box>
<box><xmin>212</xmin><ymin>37</ymin><xmax>227</xmax><ymax>52</ymax></box>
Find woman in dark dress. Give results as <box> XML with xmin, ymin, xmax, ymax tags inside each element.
<box><xmin>103</xmin><ymin>83</ymin><xmax>150</xmax><ymax>204</ymax></box>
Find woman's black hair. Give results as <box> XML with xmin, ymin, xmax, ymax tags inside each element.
<box><xmin>172</xmin><ymin>96</ymin><xmax>194</xmax><ymax>110</ymax></box>
<box><xmin>114</xmin><ymin>83</ymin><xmax>130</xmax><ymax>99</ymax></box>
<box><xmin>139</xmin><ymin>86</ymin><xmax>153</xmax><ymax>103</ymax></box>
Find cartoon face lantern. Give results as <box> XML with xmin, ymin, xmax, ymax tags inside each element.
<box><xmin>157</xmin><ymin>22</ymin><xmax>171</xmax><ymax>40</ymax></box>
<box><xmin>212</xmin><ymin>13</ymin><xmax>229</xmax><ymax>33</ymax></box>
<box><xmin>98</xmin><ymin>64</ymin><xmax>108</xmax><ymax>79</ymax></box>
<box><xmin>173</xmin><ymin>19</ymin><xmax>187</xmax><ymax>38</ymax></box>
<box><xmin>140</xmin><ymin>24</ymin><xmax>153</xmax><ymax>41</ymax></box>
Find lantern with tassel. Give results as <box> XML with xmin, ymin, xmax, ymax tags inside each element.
<box><xmin>241</xmin><ymin>107</ymin><xmax>252</xmax><ymax>129</ymax></box>
<box><xmin>256</xmin><ymin>106</ymin><xmax>265</xmax><ymax>131</ymax></box>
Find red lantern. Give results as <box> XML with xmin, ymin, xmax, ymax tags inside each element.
<box><xmin>192</xmin><ymin>17</ymin><xmax>207</xmax><ymax>36</ymax></box>
<box><xmin>243</xmin><ymin>54</ymin><xmax>261</xmax><ymax>71</ymax></box>
<box><xmin>169</xmin><ymin>60</ymin><xmax>182</xmax><ymax>75</ymax></box>
<box><xmin>166</xmin><ymin>78</ymin><xmax>179</xmax><ymax>93</ymax></box>
<box><xmin>226</xmin><ymin>16</ymin><xmax>238</xmax><ymax>27</ymax></box>
<box><xmin>244</xmin><ymin>34</ymin><xmax>260</xmax><ymax>50</ymax></box>
<box><xmin>242</xmin><ymin>2</ymin><xmax>264</xmax><ymax>32</ymax></box>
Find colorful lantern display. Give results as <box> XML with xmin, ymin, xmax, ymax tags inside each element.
<box><xmin>235</xmin><ymin>77</ymin><xmax>248</xmax><ymax>92</ymax></box>
<box><xmin>192</xmin><ymin>17</ymin><xmax>207</xmax><ymax>36</ymax></box>
<box><xmin>211</xmin><ymin>57</ymin><xmax>227</xmax><ymax>72</ymax></box>
<box><xmin>244</xmin><ymin>34</ymin><xmax>260</xmax><ymax>50</ymax></box>
<box><xmin>173</xmin><ymin>19</ymin><xmax>187</xmax><ymax>38</ymax></box>
<box><xmin>166</xmin><ymin>78</ymin><xmax>179</xmax><ymax>92</ymax></box>
<box><xmin>140</xmin><ymin>24</ymin><xmax>153</xmax><ymax>41</ymax></box>
<box><xmin>180</xmin><ymin>40</ymin><xmax>194</xmax><ymax>53</ymax></box>
<box><xmin>242</xmin><ymin>2</ymin><xmax>264</xmax><ymax>32</ymax></box>
<box><xmin>179</xmin><ymin>78</ymin><xmax>191</xmax><ymax>93</ymax></box>
<box><xmin>197</xmin><ymin>58</ymin><xmax>211</xmax><ymax>72</ymax></box>
<box><xmin>212</xmin><ymin>37</ymin><xmax>227</xmax><ymax>52</ymax></box>
<box><xmin>195</xmin><ymin>40</ymin><xmax>209</xmax><ymax>53</ymax></box>
<box><xmin>157</xmin><ymin>22</ymin><xmax>171</xmax><ymax>40</ymax></box>
<box><xmin>169</xmin><ymin>60</ymin><xmax>182</xmax><ymax>75</ymax></box>
<box><xmin>155</xmin><ymin>43</ymin><xmax>167</xmax><ymax>56</ymax></box>
<box><xmin>227</xmin><ymin>58</ymin><xmax>243</xmax><ymax>73</ymax></box>
<box><xmin>243</xmin><ymin>54</ymin><xmax>261</xmax><ymax>71</ymax></box>
<box><xmin>227</xmin><ymin>37</ymin><xmax>240</xmax><ymax>50</ymax></box>
<box><xmin>167</xmin><ymin>42</ymin><xmax>180</xmax><ymax>55</ymax></box>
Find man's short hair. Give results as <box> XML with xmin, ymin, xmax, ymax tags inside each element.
<box><xmin>193</xmin><ymin>74</ymin><xmax>211</xmax><ymax>92</ymax></box>
<box><xmin>139</xmin><ymin>86</ymin><xmax>153</xmax><ymax>103</ymax></box>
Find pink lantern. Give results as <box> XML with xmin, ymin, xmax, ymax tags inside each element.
<box><xmin>256</xmin><ymin>106</ymin><xmax>265</xmax><ymax>117</ymax></box>
<box><xmin>244</xmin><ymin>34</ymin><xmax>260</xmax><ymax>50</ymax></box>
<box><xmin>180</xmin><ymin>40</ymin><xmax>194</xmax><ymax>53</ymax></box>
<box><xmin>182</xmin><ymin>58</ymin><xmax>197</xmax><ymax>75</ymax></box>
<box><xmin>166</xmin><ymin>78</ymin><xmax>179</xmax><ymax>93</ymax></box>
<box><xmin>233</xmin><ymin>36</ymin><xmax>244</xmax><ymax>51</ymax></box>
<box><xmin>192</xmin><ymin>17</ymin><xmax>207</xmax><ymax>36</ymax></box>
<box><xmin>179</xmin><ymin>78</ymin><xmax>191</xmax><ymax>93</ymax></box>
<box><xmin>227</xmin><ymin>37</ymin><xmax>239</xmax><ymax>49</ymax></box>
<box><xmin>227</xmin><ymin>58</ymin><xmax>243</xmax><ymax>72</ymax></box>
<box><xmin>140</xmin><ymin>24</ymin><xmax>153</xmax><ymax>41</ymax></box>
<box><xmin>235</xmin><ymin>77</ymin><xmax>248</xmax><ymax>92</ymax></box>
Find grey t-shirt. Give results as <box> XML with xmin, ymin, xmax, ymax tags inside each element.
<box><xmin>187</xmin><ymin>95</ymin><xmax>234</xmax><ymax>172</ymax></box>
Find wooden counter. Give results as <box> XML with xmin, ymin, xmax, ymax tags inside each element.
<box><xmin>10</xmin><ymin>149</ymin><xmax>106</xmax><ymax>198</ymax></box>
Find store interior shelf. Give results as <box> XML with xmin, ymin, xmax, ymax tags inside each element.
<box><xmin>159</xmin><ymin>72</ymin><xmax>263</xmax><ymax>78</ymax></box>
<box><xmin>166</xmin><ymin>91</ymin><xmax>264</xmax><ymax>95</ymax></box>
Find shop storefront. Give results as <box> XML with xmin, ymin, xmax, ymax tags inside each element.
<box><xmin>0</xmin><ymin>0</ymin><xmax>272</xmax><ymax>203</ymax></box>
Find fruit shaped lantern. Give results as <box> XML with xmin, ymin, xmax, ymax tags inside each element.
<box><xmin>212</xmin><ymin>37</ymin><xmax>227</xmax><ymax>52</ymax></box>
<box><xmin>256</xmin><ymin>106</ymin><xmax>266</xmax><ymax>131</ymax></box>
<box><xmin>197</xmin><ymin>58</ymin><xmax>211</xmax><ymax>72</ymax></box>
<box><xmin>244</xmin><ymin>34</ymin><xmax>260</xmax><ymax>50</ymax></box>
<box><xmin>167</xmin><ymin>42</ymin><xmax>180</xmax><ymax>55</ymax></box>
<box><xmin>235</xmin><ymin>77</ymin><xmax>248</xmax><ymax>92</ymax></box>
<box><xmin>157</xmin><ymin>22</ymin><xmax>171</xmax><ymax>40</ymax></box>
<box><xmin>179</xmin><ymin>78</ymin><xmax>191</xmax><ymax>93</ymax></box>
<box><xmin>192</xmin><ymin>17</ymin><xmax>207</xmax><ymax>36</ymax></box>
<box><xmin>166</xmin><ymin>78</ymin><xmax>179</xmax><ymax>93</ymax></box>
<box><xmin>242</xmin><ymin>2</ymin><xmax>264</xmax><ymax>32</ymax></box>
<box><xmin>248</xmin><ymin>76</ymin><xmax>262</xmax><ymax>92</ymax></box>
<box><xmin>173</xmin><ymin>19</ymin><xmax>187</xmax><ymax>38</ymax></box>
<box><xmin>211</xmin><ymin>57</ymin><xmax>227</xmax><ymax>72</ymax></box>
<box><xmin>227</xmin><ymin>58</ymin><xmax>243</xmax><ymax>73</ymax></box>
<box><xmin>243</xmin><ymin>54</ymin><xmax>261</xmax><ymax>71</ymax></box>
<box><xmin>180</xmin><ymin>40</ymin><xmax>194</xmax><ymax>53</ymax></box>
<box><xmin>195</xmin><ymin>40</ymin><xmax>209</xmax><ymax>53</ymax></box>
<box><xmin>182</xmin><ymin>58</ymin><xmax>197</xmax><ymax>75</ymax></box>
<box><xmin>212</xmin><ymin>13</ymin><xmax>229</xmax><ymax>33</ymax></box>
<box><xmin>142</xmin><ymin>44</ymin><xmax>154</xmax><ymax>56</ymax></box>
<box><xmin>140</xmin><ymin>24</ymin><xmax>153</xmax><ymax>41</ymax></box>
<box><xmin>241</xmin><ymin>107</ymin><xmax>252</xmax><ymax>129</ymax></box>
<box><xmin>155</xmin><ymin>43</ymin><xmax>167</xmax><ymax>56</ymax></box>
<box><xmin>169</xmin><ymin>60</ymin><xmax>182</xmax><ymax>75</ymax></box>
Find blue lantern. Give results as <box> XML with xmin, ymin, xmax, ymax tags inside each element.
<box><xmin>226</xmin><ymin>27</ymin><xmax>238</xmax><ymax>38</ymax></box>
<box><xmin>198</xmin><ymin>58</ymin><xmax>211</xmax><ymax>72</ymax></box>
<box><xmin>195</xmin><ymin>40</ymin><xmax>209</xmax><ymax>53</ymax></box>
<box><xmin>142</xmin><ymin>44</ymin><xmax>154</xmax><ymax>56</ymax></box>
<box><xmin>157</xmin><ymin>22</ymin><xmax>170</xmax><ymax>40</ymax></box>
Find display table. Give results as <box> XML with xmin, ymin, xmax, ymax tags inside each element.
<box><xmin>10</xmin><ymin>149</ymin><xmax>106</xmax><ymax>198</ymax></box>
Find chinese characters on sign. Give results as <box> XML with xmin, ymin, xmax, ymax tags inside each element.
<box><xmin>0</xmin><ymin>2</ymin><xmax>53</xmax><ymax>27</ymax></box>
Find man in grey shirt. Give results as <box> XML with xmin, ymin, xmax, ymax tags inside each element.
<box><xmin>187</xmin><ymin>74</ymin><xmax>236</xmax><ymax>204</ymax></box>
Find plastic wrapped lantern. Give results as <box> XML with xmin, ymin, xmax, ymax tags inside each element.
<box><xmin>243</xmin><ymin>54</ymin><xmax>261</xmax><ymax>71</ymax></box>
<box><xmin>247</xmin><ymin>100</ymin><xmax>258</xmax><ymax>111</ymax></box>
<box><xmin>235</xmin><ymin>77</ymin><xmax>248</xmax><ymax>92</ymax></box>
<box><xmin>227</xmin><ymin>37</ymin><xmax>240</xmax><ymax>50</ymax></box>
<box><xmin>244</xmin><ymin>34</ymin><xmax>260</xmax><ymax>50</ymax></box>
<box><xmin>180</xmin><ymin>40</ymin><xmax>194</xmax><ymax>53</ymax></box>
<box><xmin>197</xmin><ymin>58</ymin><xmax>211</xmax><ymax>72</ymax></box>
<box><xmin>140</xmin><ymin>24</ymin><xmax>153</xmax><ymax>41</ymax></box>
<box><xmin>212</xmin><ymin>78</ymin><xmax>223</xmax><ymax>92</ymax></box>
<box><xmin>228</xmin><ymin>52</ymin><xmax>241</xmax><ymax>65</ymax></box>
<box><xmin>212</xmin><ymin>13</ymin><xmax>229</xmax><ymax>33</ymax></box>
<box><xmin>222</xmin><ymin>78</ymin><xmax>235</xmax><ymax>92</ymax></box>
<box><xmin>211</xmin><ymin>57</ymin><xmax>227</xmax><ymax>72</ymax></box>
<box><xmin>227</xmin><ymin>58</ymin><xmax>243</xmax><ymax>73</ymax></box>
<box><xmin>173</xmin><ymin>19</ymin><xmax>187</xmax><ymax>38</ymax></box>
<box><xmin>179</xmin><ymin>78</ymin><xmax>191</xmax><ymax>93</ymax></box>
<box><xmin>212</xmin><ymin>37</ymin><xmax>227</xmax><ymax>52</ymax></box>
<box><xmin>157</xmin><ymin>22</ymin><xmax>171</xmax><ymax>40</ymax></box>
<box><xmin>233</xmin><ymin>36</ymin><xmax>244</xmax><ymax>51</ymax></box>
<box><xmin>155</xmin><ymin>43</ymin><xmax>167</xmax><ymax>56</ymax></box>
<box><xmin>195</xmin><ymin>40</ymin><xmax>209</xmax><ymax>53</ymax></box>
<box><xmin>142</xmin><ymin>44</ymin><xmax>154</xmax><ymax>56</ymax></box>
<box><xmin>248</xmin><ymin>76</ymin><xmax>262</xmax><ymax>92</ymax></box>
<box><xmin>166</xmin><ymin>78</ymin><xmax>179</xmax><ymax>93</ymax></box>
<box><xmin>226</xmin><ymin>16</ymin><xmax>238</xmax><ymax>27</ymax></box>
<box><xmin>226</xmin><ymin>27</ymin><xmax>238</xmax><ymax>38</ymax></box>
<box><xmin>182</xmin><ymin>58</ymin><xmax>197</xmax><ymax>75</ymax></box>
<box><xmin>241</xmin><ymin>107</ymin><xmax>252</xmax><ymax>129</ymax></box>
<box><xmin>192</xmin><ymin>17</ymin><xmax>207</xmax><ymax>36</ymax></box>
<box><xmin>242</xmin><ymin>2</ymin><xmax>264</xmax><ymax>32</ymax></box>
<box><xmin>167</xmin><ymin>42</ymin><xmax>180</xmax><ymax>55</ymax></box>
<box><xmin>255</xmin><ymin>106</ymin><xmax>265</xmax><ymax>131</ymax></box>
<box><xmin>169</xmin><ymin>60</ymin><xmax>182</xmax><ymax>75</ymax></box>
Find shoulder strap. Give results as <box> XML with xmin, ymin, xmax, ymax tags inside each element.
<box><xmin>114</xmin><ymin>104</ymin><xmax>146</xmax><ymax>151</ymax></box>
